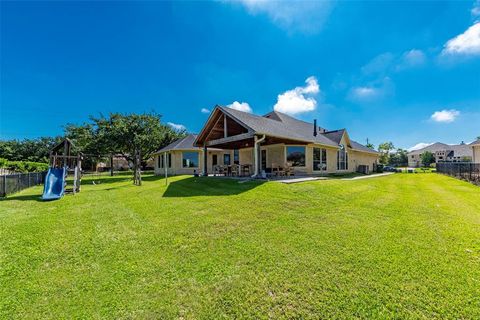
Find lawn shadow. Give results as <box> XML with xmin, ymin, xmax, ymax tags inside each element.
<box><xmin>0</xmin><ymin>194</ymin><xmax>43</xmax><ymax>202</ymax></box>
<box><xmin>163</xmin><ymin>177</ymin><xmax>265</xmax><ymax>197</ymax></box>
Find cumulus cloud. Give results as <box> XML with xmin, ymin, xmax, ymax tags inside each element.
<box><xmin>227</xmin><ymin>101</ymin><xmax>252</xmax><ymax>113</ymax></box>
<box><xmin>442</xmin><ymin>22</ymin><xmax>480</xmax><ymax>56</ymax></box>
<box><xmin>407</xmin><ymin>142</ymin><xmax>434</xmax><ymax>152</ymax></box>
<box><xmin>430</xmin><ymin>109</ymin><xmax>460</xmax><ymax>123</ymax></box>
<box><xmin>472</xmin><ymin>0</ymin><xmax>480</xmax><ymax>18</ymax></box>
<box><xmin>348</xmin><ymin>77</ymin><xmax>394</xmax><ymax>103</ymax></box>
<box><xmin>361</xmin><ymin>52</ymin><xmax>395</xmax><ymax>75</ymax></box>
<box><xmin>273</xmin><ymin>76</ymin><xmax>320</xmax><ymax>115</ymax></box>
<box><xmin>397</xmin><ymin>49</ymin><xmax>426</xmax><ymax>69</ymax></box>
<box><xmin>167</xmin><ymin>122</ymin><xmax>186</xmax><ymax>131</ymax></box>
<box><xmin>201</xmin><ymin>108</ymin><xmax>210</xmax><ymax>114</ymax></box>
<box><xmin>233</xmin><ymin>0</ymin><xmax>334</xmax><ymax>34</ymax></box>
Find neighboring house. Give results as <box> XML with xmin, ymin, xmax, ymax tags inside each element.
<box><xmin>471</xmin><ymin>139</ymin><xmax>480</xmax><ymax>163</ymax></box>
<box><xmin>407</xmin><ymin>142</ymin><xmax>473</xmax><ymax>167</ymax></box>
<box><xmin>154</xmin><ymin>106</ymin><xmax>378</xmax><ymax>176</ymax></box>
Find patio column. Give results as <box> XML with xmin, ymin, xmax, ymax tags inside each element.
<box><xmin>203</xmin><ymin>145</ymin><xmax>208</xmax><ymax>176</ymax></box>
<box><xmin>253</xmin><ymin>135</ymin><xmax>266</xmax><ymax>177</ymax></box>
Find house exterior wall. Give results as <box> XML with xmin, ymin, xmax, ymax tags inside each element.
<box><xmin>154</xmin><ymin>144</ymin><xmax>378</xmax><ymax>176</ymax></box>
<box><xmin>154</xmin><ymin>149</ymin><xmax>235</xmax><ymax>176</ymax></box>
<box><xmin>473</xmin><ymin>145</ymin><xmax>480</xmax><ymax>163</ymax></box>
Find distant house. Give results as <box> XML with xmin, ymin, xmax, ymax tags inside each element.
<box><xmin>153</xmin><ymin>106</ymin><xmax>378</xmax><ymax>176</ymax></box>
<box><xmin>407</xmin><ymin>142</ymin><xmax>473</xmax><ymax>167</ymax></box>
<box><xmin>471</xmin><ymin>139</ymin><xmax>480</xmax><ymax>163</ymax></box>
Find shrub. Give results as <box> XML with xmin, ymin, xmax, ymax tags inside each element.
<box><xmin>0</xmin><ymin>158</ymin><xmax>48</xmax><ymax>173</ymax></box>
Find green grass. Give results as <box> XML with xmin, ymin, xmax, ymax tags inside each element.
<box><xmin>1</xmin><ymin>174</ymin><xmax>479</xmax><ymax>319</ymax></box>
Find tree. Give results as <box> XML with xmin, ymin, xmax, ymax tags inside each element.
<box><xmin>389</xmin><ymin>148</ymin><xmax>408</xmax><ymax>167</ymax></box>
<box><xmin>420</xmin><ymin>151</ymin><xmax>435</xmax><ymax>167</ymax></box>
<box><xmin>378</xmin><ymin>142</ymin><xmax>395</xmax><ymax>165</ymax></box>
<box><xmin>366</xmin><ymin>142</ymin><xmax>375</xmax><ymax>150</ymax></box>
<box><xmin>65</xmin><ymin>112</ymin><xmax>184</xmax><ymax>180</ymax></box>
<box><xmin>0</xmin><ymin>137</ymin><xmax>62</xmax><ymax>163</ymax></box>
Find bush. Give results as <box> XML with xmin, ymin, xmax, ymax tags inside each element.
<box><xmin>0</xmin><ymin>158</ymin><xmax>48</xmax><ymax>173</ymax></box>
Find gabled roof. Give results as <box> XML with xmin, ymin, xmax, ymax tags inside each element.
<box><xmin>194</xmin><ymin>106</ymin><xmax>377</xmax><ymax>154</ymax></box>
<box><xmin>408</xmin><ymin>142</ymin><xmax>473</xmax><ymax>157</ymax></box>
<box><xmin>408</xmin><ymin>142</ymin><xmax>449</xmax><ymax>155</ymax></box>
<box><xmin>154</xmin><ymin>134</ymin><xmax>222</xmax><ymax>154</ymax></box>
<box><xmin>470</xmin><ymin>139</ymin><xmax>480</xmax><ymax>146</ymax></box>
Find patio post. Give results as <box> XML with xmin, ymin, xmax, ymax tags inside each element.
<box><xmin>203</xmin><ymin>145</ymin><xmax>208</xmax><ymax>176</ymax></box>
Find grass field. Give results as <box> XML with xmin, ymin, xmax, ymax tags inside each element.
<box><xmin>1</xmin><ymin>173</ymin><xmax>479</xmax><ymax>319</ymax></box>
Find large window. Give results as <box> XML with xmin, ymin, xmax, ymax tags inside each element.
<box><xmin>337</xmin><ymin>146</ymin><xmax>348</xmax><ymax>170</ymax></box>
<box><xmin>159</xmin><ymin>153</ymin><xmax>172</xmax><ymax>168</ymax></box>
<box><xmin>286</xmin><ymin>146</ymin><xmax>306</xmax><ymax>167</ymax></box>
<box><xmin>313</xmin><ymin>148</ymin><xmax>327</xmax><ymax>171</ymax></box>
<box><xmin>233</xmin><ymin>149</ymin><xmax>239</xmax><ymax>165</ymax></box>
<box><xmin>223</xmin><ymin>153</ymin><xmax>231</xmax><ymax>165</ymax></box>
<box><xmin>183</xmin><ymin>152</ymin><xmax>199</xmax><ymax>168</ymax></box>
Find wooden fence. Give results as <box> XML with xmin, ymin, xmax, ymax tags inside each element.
<box><xmin>0</xmin><ymin>172</ymin><xmax>47</xmax><ymax>197</ymax></box>
<box><xmin>436</xmin><ymin>162</ymin><xmax>480</xmax><ymax>185</ymax></box>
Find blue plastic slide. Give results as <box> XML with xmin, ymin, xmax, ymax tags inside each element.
<box><xmin>42</xmin><ymin>167</ymin><xmax>66</xmax><ymax>200</ymax></box>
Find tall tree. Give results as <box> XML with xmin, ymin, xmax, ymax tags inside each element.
<box><xmin>420</xmin><ymin>151</ymin><xmax>435</xmax><ymax>167</ymax></box>
<box><xmin>389</xmin><ymin>148</ymin><xmax>408</xmax><ymax>167</ymax></box>
<box><xmin>378</xmin><ymin>142</ymin><xmax>395</xmax><ymax>165</ymax></box>
<box><xmin>65</xmin><ymin>112</ymin><xmax>184</xmax><ymax>175</ymax></box>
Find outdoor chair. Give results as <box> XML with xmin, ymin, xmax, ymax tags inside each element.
<box><xmin>231</xmin><ymin>164</ymin><xmax>239</xmax><ymax>177</ymax></box>
<box><xmin>284</xmin><ymin>162</ymin><xmax>294</xmax><ymax>177</ymax></box>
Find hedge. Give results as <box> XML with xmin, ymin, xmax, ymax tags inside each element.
<box><xmin>0</xmin><ymin>158</ymin><xmax>49</xmax><ymax>173</ymax></box>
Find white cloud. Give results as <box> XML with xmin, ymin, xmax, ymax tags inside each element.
<box><xmin>273</xmin><ymin>76</ymin><xmax>320</xmax><ymax>115</ymax></box>
<box><xmin>442</xmin><ymin>22</ymin><xmax>480</xmax><ymax>56</ymax></box>
<box><xmin>201</xmin><ymin>108</ymin><xmax>210</xmax><ymax>114</ymax></box>
<box><xmin>227</xmin><ymin>101</ymin><xmax>252</xmax><ymax>113</ymax></box>
<box><xmin>348</xmin><ymin>77</ymin><xmax>394</xmax><ymax>103</ymax></box>
<box><xmin>167</xmin><ymin>122</ymin><xmax>186</xmax><ymax>131</ymax></box>
<box><xmin>397</xmin><ymin>49</ymin><xmax>426</xmax><ymax>69</ymax></box>
<box><xmin>361</xmin><ymin>52</ymin><xmax>395</xmax><ymax>75</ymax></box>
<box><xmin>234</xmin><ymin>0</ymin><xmax>334</xmax><ymax>34</ymax></box>
<box><xmin>472</xmin><ymin>0</ymin><xmax>480</xmax><ymax>18</ymax></box>
<box><xmin>430</xmin><ymin>109</ymin><xmax>460</xmax><ymax>123</ymax></box>
<box><xmin>407</xmin><ymin>142</ymin><xmax>433</xmax><ymax>152</ymax></box>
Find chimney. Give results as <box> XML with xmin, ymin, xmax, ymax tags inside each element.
<box><xmin>313</xmin><ymin>119</ymin><xmax>317</xmax><ymax>136</ymax></box>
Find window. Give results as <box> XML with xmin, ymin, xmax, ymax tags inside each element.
<box><xmin>167</xmin><ymin>153</ymin><xmax>172</xmax><ymax>168</ymax></box>
<box><xmin>223</xmin><ymin>153</ymin><xmax>231</xmax><ymax>165</ymax></box>
<box><xmin>182</xmin><ymin>152</ymin><xmax>199</xmax><ymax>168</ymax></box>
<box><xmin>158</xmin><ymin>154</ymin><xmax>164</xmax><ymax>168</ymax></box>
<box><xmin>337</xmin><ymin>147</ymin><xmax>348</xmax><ymax>170</ymax></box>
<box><xmin>313</xmin><ymin>148</ymin><xmax>327</xmax><ymax>171</ymax></box>
<box><xmin>233</xmin><ymin>149</ymin><xmax>239</xmax><ymax>165</ymax></box>
<box><xmin>286</xmin><ymin>146</ymin><xmax>306</xmax><ymax>167</ymax></box>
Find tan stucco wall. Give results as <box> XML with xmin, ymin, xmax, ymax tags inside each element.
<box><xmin>473</xmin><ymin>145</ymin><xmax>480</xmax><ymax>163</ymax></box>
<box><xmin>154</xmin><ymin>149</ymin><xmax>235</xmax><ymax>176</ymax></box>
<box><xmin>154</xmin><ymin>144</ymin><xmax>379</xmax><ymax>176</ymax></box>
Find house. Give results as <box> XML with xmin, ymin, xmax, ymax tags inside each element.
<box><xmin>152</xmin><ymin>134</ymin><xmax>228</xmax><ymax>175</ymax></box>
<box><xmin>407</xmin><ymin>142</ymin><xmax>473</xmax><ymax>167</ymax></box>
<box><xmin>154</xmin><ymin>106</ymin><xmax>378</xmax><ymax>177</ymax></box>
<box><xmin>471</xmin><ymin>139</ymin><xmax>480</xmax><ymax>163</ymax></box>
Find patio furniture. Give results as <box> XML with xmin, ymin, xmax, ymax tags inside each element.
<box><xmin>272</xmin><ymin>163</ymin><xmax>285</xmax><ymax>177</ymax></box>
<box><xmin>231</xmin><ymin>164</ymin><xmax>240</xmax><ymax>177</ymax></box>
<box><xmin>284</xmin><ymin>162</ymin><xmax>294</xmax><ymax>177</ymax></box>
<box><xmin>241</xmin><ymin>164</ymin><xmax>251</xmax><ymax>176</ymax></box>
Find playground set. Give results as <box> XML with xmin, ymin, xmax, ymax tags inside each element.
<box><xmin>42</xmin><ymin>138</ymin><xmax>143</xmax><ymax>200</ymax></box>
<box><xmin>42</xmin><ymin>138</ymin><xmax>83</xmax><ymax>200</ymax></box>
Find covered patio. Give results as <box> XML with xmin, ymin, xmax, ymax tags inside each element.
<box><xmin>194</xmin><ymin>106</ymin><xmax>309</xmax><ymax>178</ymax></box>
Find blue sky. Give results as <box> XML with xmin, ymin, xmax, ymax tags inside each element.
<box><xmin>1</xmin><ymin>1</ymin><xmax>479</xmax><ymax>150</ymax></box>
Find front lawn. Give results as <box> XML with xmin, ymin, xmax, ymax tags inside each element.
<box><xmin>1</xmin><ymin>174</ymin><xmax>479</xmax><ymax>318</ymax></box>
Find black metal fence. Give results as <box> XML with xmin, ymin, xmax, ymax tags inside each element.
<box><xmin>0</xmin><ymin>172</ymin><xmax>47</xmax><ymax>197</ymax></box>
<box><xmin>436</xmin><ymin>163</ymin><xmax>480</xmax><ymax>185</ymax></box>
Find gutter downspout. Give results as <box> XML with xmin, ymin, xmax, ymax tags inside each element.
<box><xmin>253</xmin><ymin>134</ymin><xmax>266</xmax><ymax>178</ymax></box>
